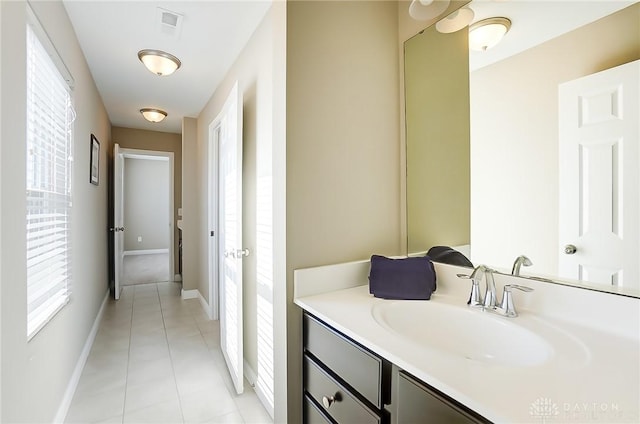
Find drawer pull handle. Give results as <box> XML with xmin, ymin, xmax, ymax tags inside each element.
<box><xmin>322</xmin><ymin>393</ymin><xmax>340</xmax><ymax>409</ymax></box>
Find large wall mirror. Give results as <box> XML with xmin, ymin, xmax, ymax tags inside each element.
<box><xmin>405</xmin><ymin>1</ymin><xmax>640</xmax><ymax>296</ymax></box>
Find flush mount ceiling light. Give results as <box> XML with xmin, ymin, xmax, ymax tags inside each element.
<box><xmin>436</xmin><ymin>6</ymin><xmax>475</xmax><ymax>33</ymax></box>
<box><xmin>137</xmin><ymin>49</ymin><xmax>181</xmax><ymax>76</ymax></box>
<box><xmin>140</xmin><ymin>108</ymin><xmax>167</xmax><ymax>123</ymax></box>
<box><xmin>409</xmin><ymin>0</ymin><xmax>450</xmax><ymax>21</ymax></box>
<box><xmin>468</xmin><ymin>17</ymin><xmax>512</xmax><ymax>51</ymax></box>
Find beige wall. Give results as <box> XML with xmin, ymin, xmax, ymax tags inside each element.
<box><xmin>286</xmin><ymin>1</ymin><xmax>402</xmax><ymax>420</ymax></box>
<box><xmin>123</xmin><ymin>158</ymin><xmax>170</xmax><ymax>251</ymax></box>
<box><xmin>181</xmin><ymin>117</ymin><xmax>198</xmax><ymax>291</ymax></box>
<box><xmin>0</xmin><ymin>1</ymin><xmax>111</xmax><ymax>421</ymax></box>
<box><xmin>112</xmin><ymin>126</ymin><xmax>182</xmax><ymax>274</ymax></box>
<box><xmin>470</xmin><ymin>3</ymin><xmax>640</xmax><ymax>274</ymax></box>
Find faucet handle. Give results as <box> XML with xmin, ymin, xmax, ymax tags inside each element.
<box><xmin>466</xmin><ymin>278</ymin><xmax>483</xmax><ymax>308</ymax></box>
<box><xmin>499</xmin><ymin>284</ymin><xmax>533</xmax><ymax>317</ymax></box>
<box><xmin>458</xmin><ymin>269</ymin><xmax>485</xmax><ymax>308</ymax></box>
<box><xmin>506</xmin><ymin>284</ymin><xmax>534</xmax><ymax>293</ymax></box>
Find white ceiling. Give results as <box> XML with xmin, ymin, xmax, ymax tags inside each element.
<box><xmin>63</xmin><ymin>1</ymin><xmax>635</xmax><ymax>134</ymax></box>
<box><xmin>63</xmin><ymin>0</ymin><xmax>272</xmax><ymax>134</ymax></box>
<box><xmin>468</xmin><ymin>0</ymin><xmax>637</xmax><ymax>71</ymax></box>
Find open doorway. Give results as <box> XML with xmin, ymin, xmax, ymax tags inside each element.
<box><xmin>114</xmin><ymin>147</ymin><xmax>175</xmax><ymax>291</ymax></box>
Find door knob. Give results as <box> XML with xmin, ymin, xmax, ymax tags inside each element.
<box><xmin>236</xmin><ymin>248</ymin><xmax>249</xmax><ymax>258</ymax></box>
<box><xmin>110</xmin><ymin>227</ymin><xmax>125</xmax><ymax>232</ymax></box>
<box><xmin>564</xmin><ymin>244</ymin><xmax>577</xmax><ymax>255</ymax></box>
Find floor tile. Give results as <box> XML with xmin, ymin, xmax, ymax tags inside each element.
<box><xmin>202</xmin><ymin>411</ymin><xmax>244</xmax><ymax>424</ymax></box>
<box><xmin>73</xmin><ymin>365</ymin><xmax>127</xmax><ymax>400</ymax></box>
<box><xmin>82</xmin><ymin>347</ymin><xmax>129</xmax><ymax>376</ymax></box>
<box><xmin>66</xmin><ymin>385</ymin><xmax>126</xmax><ymax>424</ymax></box>
<box><xmin>180</xmin><ymin>386</ymin><xmax>238</xmax><ymax>423</ymax></box>
<box><xmin>235</xmin><ymin>389</ymin><xmax>273</xmax><ymax>424</ymax></box>
<box><xmin>94</xmin><ymin>414</ymin><xmax>124</xmax><ymax>424</ymax></box>
<box><xmin>175</xmin><ymin>363</ymin><xmax>225</xmax><ymax>397</ymax></box>
<box><xmin>129</xmin><ymin>340</ymin><xmax>171</xmax><ymax>362</ymax></box>
<box><xmin>126</xmin><ymin>356</ymin><xmax>175</xmax><ymax>388</ymax></box>
<box><xmin>123</xmin><ymin>398</ymin><xmax>184</xmax><ymax>424</ymax></box>
<box><xmin>124</xmin><ymin>374</ymin><xmax>180</xmax><ymax>413</ymax></box>
<box><xmin>66</xmin><ymin>282</ymin><xmax>272</xmax><ymax>424</ymax></box>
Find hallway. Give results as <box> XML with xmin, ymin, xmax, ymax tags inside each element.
<box><xmin>65</xmin><ymin>282</ymin><xmax>272</xmax><ymax>424</ymax></box>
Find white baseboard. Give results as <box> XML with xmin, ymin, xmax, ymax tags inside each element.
<box><xmin>55</xmin><ymin>290</ymin><xmax>110</xmax><ymax>423</ymax></box>
<box><xmin>123</xmin><ymin>249</ymin><xmax>169</xmax><ymax>256</ymax></box>
<box><xmin>198</xmin><ymin>291</ymin><xmax>213</xmax><ymax>319</ymax></box>
<box><xmin>181</xmin><ymin>288</ymin><xmax>199</xmax><ymax>299</ymax></box>
<box><xmin>181</xmin><ymin>288</ymin><xmax>213</xmax><ymax>319</ymax></box>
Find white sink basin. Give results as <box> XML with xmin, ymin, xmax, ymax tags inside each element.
<box><xmin>372</xmin><ymin>299</ymin><xmax>555</xmax><ymax>367</ymax></box>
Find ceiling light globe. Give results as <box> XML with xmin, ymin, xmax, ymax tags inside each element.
<box><xmin>409</xmin><ymin>0</ymin><xmax>450</xmax><ymax>21</ymax></box>
<box><xmin>436</xmin><ymin>6</ymin><xmax>475</xmax><ymax>34</ymax></box>
<box><xmin>137</xmin><ymin>49</ymin><xmax>181</xmax><ymax>76</ymax></box>
<box><xmin>140</xmin><ymin>108</ymin><xmax>168</xmax><ymax>123</ymax></box>
<box><xmin>469</xmin><ymin>17</ymin><xmax>511</xmax><ymax>51</ymax></box>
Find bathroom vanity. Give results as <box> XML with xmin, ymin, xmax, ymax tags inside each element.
<box><xmin>303</xmin><ymin>311</ymin><xmax>488</xmax><ymax>423</ymax></box>
<box><xmin>294</xmin><ymin>260</ymin><xmax>640</xmax><ymax>423</ymax></box>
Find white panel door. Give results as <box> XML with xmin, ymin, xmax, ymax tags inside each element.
<box><xmin>219</xmin><ymin>82</ymin><xmax>245</xmax><ymax>395</ymax></box>
<box><xmin>113</xmin><ymin>143</ymin><xmax>124</xmax><ymax>300</ymax></box>
<box><xmin>559</xmin><ymin>60</ymin><xmax>639</xmax><ymax>289</ymax></box>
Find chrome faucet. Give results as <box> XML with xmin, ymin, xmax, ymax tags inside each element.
<box><xmin>496</xmin><ymin>285</ymin><xmax>534</xmax><ymax>317</ymax></box>
<box><xmin>458</xmin><ymin>265</ymin><xmax>533</xmax><ymax>318</ymax></box>
<box><xmin>458</xmin><ymin>265</ymin><xmax>487</xmax><ymax>308</ymax></box>
<box><xmin>511</xmin><ymin>255</ymin><xmax>532</xmax><ymax>276</ymax></box>
<box><xmin>457</xmin><ymin>265</ymin><xmax>497</xmax><ymax>309</ymax></box>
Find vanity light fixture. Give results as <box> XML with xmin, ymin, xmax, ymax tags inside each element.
<box><xmin>140</xmin><ymin>108</ymin><xmax>167</xmax><ymax>123</ymax></box>
<box><xmin>468</xmin><ymin>17</ymin><xmax>512</xmax><ymax>51</ymax></box>
<box><xmin>409</xmin><ymin>0</ymin><xmax>451</xmax><ymax>21</ymax></box>
<box><xmin>435</xmin><ymin>6</ymin><xmax>475</xmax><ymax>33</ymax></box>
<box><xmin>137</xmin><ymin>49</ymin><xmax>181</xmax><ymax>76</ymax></box>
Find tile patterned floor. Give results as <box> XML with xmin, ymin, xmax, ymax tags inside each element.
<box><xmin>65</xmin><ymin>282</ymin><xmax>273</xmax><ymax>424</ymax></box>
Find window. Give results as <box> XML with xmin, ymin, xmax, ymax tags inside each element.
<box><xmin>25</xmin><ymin>21</ymin><xmax>75</xmax><ymax>339</ymax></box>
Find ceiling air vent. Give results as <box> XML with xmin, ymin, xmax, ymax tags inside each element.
<box><xmin>156</xmin><ymin>7</ymin><xmax>183</xmax><ymax>39</ymax></box>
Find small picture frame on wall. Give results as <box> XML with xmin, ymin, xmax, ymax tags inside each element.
<box><xmin>90</xmin><ymin>134</ymin><xmax>100</xmax><ymax>186</ymax></box>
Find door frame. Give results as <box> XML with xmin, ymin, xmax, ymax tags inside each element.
<box><xmin>208</xmin><ymin>124</ymin><xmax>220</xmax><ymax>320</ymax></box>
<box><xmin>116</xmin><ymin>147</ymin><xmax>175</xmax><ymax>287</ymax></box>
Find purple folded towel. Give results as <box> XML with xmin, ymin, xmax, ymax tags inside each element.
<box><xmin>368</xmin><ymin>255</ymin><xmax>437</xmax><ymax>300</ymax></box>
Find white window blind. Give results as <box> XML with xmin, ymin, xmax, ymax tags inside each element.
<box><xmin>26</xmin><ymin>22</ymin><xmax>74</xmax><ymax>340</ymax></box>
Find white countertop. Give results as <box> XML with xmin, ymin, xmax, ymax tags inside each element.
<box><xmin>295</xmin><ymin>283</ymin><xmax>640</xmax><ymax>423</ymax></box>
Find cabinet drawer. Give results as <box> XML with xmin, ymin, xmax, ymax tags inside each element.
<box><xmin>305</xmin><ymin>355</ymin><xmax>381</xmax><ymax>424</ymax></box>
<box><xmin>304</xmin><ymin>394</ymin><xmax>333</xmax><ymax>424</ymax></box>
<box><xmin>396</xmin><ymin>371</ymin><xmax>490</xmax><ymax>424</ymax></box>
<box><xmin>304</xmin><ymin>313</ymin><xmax>387</xmax><ymax>408</ymax></box>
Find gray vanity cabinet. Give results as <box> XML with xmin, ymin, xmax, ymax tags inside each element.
<box><xmin>303</xmin><ymin>313</ymin><xmax>391</xmax><ymax>424</ymax></box>
<box><xmin>393</xmin><ymin>371</ymin><xmax>490</xmax><ymax>424</ymax></box>
<box><xmin>302</xmin><ymin>312</ymin><xmax>492</xmax><ymax>424</ymax></box>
